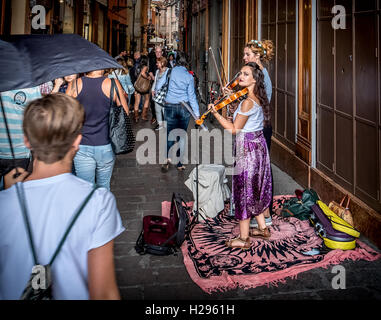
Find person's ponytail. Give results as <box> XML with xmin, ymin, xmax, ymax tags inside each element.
<box><xmin>260</xmin><ymin>40</ymin><xmax>275</xmax><ymax>63</ymax></box>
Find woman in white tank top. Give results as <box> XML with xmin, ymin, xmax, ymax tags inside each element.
<box><xmin>208</xmin><ymin>62</ymin><xmax>272</xmax><ymax>250</ymax></box>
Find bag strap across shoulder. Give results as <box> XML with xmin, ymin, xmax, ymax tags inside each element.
<box><xmin>49</xmin><ymin>186</ymin><xmax>99</xmax><ymax>265</ymax></box>
<box><xmin>165</xmin><ymin>68</ymin><xmax>172</xmax><ymax>86</ymax></box>
<box><xmin>17</xmin><ymin>183</ymin><xmax>99</xmax><ymax>266</ymax></box>
<box><xmin>110</xmin><ymin>78</ymin><xmax>122</xmax><ymax>107</ymax></box>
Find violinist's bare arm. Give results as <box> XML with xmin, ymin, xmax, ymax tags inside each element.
<box><xmin>208</xmin><ymin>99</ymin><xmax>253</xmax><ymax>135</ymax></box>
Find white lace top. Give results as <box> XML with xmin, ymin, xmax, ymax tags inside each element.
<box><xmin>233</xmin><ymin>98</ymin><xmax>264</xmax><ymax>132</ymax></box>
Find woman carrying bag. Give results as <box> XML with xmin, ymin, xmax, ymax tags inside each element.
<box><xmin>152</xmin><ymin>56</ymin><xmax>170</xmax><ymax>130</ymax></box>
<box><xmin>67</xmin><ymin>70</ymin><xmax>129</xmax><ymax>190</ymax></box>
<box><xmin>133</xmin><ymin>55</ymin><xmax>151</xmax><ymax>123</ymax></box>
<box><xmin>108</xmin><ymin>58</ymin><xmax>135</xmax><ymax>109</ymax></box>
<box><xmin>161</xmin><ymin>52</ymin><xmax>200</xmax><ymax>172</ymax></box>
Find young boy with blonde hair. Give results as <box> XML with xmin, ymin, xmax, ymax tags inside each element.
<box><xmin>0</xmin><ymin>93</ymin><xmax>124</xmax><ymax>300</ymax></box>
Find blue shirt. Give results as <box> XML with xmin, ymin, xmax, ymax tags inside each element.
<box><xmin>153</xmin><ymin>68</ymin><xmax>170</xmax><ymax>92</ymax></box>
<box><xmin>165</xmin><ymin>66</ymin><xmax>200</xmax><ymax>118</ymax></box>
<box><xmin>109</xmin><ymin>71</ymin><xmax>135</xmax><ymax>95</ymax></box>
<box><xmin>262</xmin><ymin>68</ymin><xmax>272</xmax><ymax>102</ymax></box>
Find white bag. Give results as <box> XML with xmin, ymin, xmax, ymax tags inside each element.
<box><xmin>185</xmin><ymin>165</ymin><xmax>231</xmax><ymax>220</ymax></box>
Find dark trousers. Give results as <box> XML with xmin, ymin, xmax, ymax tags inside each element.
<box><xmin>263</xmin><ymin>125</ymin><xmax>274</xmax><ymax>214</ymax></box>
<box><xmin>150</xmin><ymin>95</ymin><xmax>156</xmax><ymax>120</ymax></box>
<box><xmin>164</xmin><ymin>103</ymin><xmax>191</xmax><ymax>167</ymax></box>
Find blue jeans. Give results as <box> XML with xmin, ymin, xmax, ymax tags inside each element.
<box><xmin>164</xmin><ymin>103</ymin><xmax>191</xmax><ymax>167</ymax></box>
<box><xmin>74</xmin><ymin>144</ymin><xmax>115</xmax><ymax>190</ymax></box>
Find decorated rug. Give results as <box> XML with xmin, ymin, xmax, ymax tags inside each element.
<box><xmin>162</xmin><ymin>196</ymin><xmax>381</xmax><ymax>294</ymax></box>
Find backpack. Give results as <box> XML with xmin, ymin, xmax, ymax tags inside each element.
<box><xmin>135</xmin><ymin>193</ymin><xmax>190</xmax><ymax>256</ymax></box>
<box><xmin>280</xmin><ymin>189</ymin><xmax>319</xmax><ymax>220</ymax></box>
<box><xmin>17</xmin><ymin>184</ymin><xmax>99</xmax><ymax>300</ymax></box>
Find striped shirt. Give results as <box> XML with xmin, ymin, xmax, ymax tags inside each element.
<box><xmin>0</xmin><ymin>87</ymin><xmax>41</xmax><ymax>159</ymax></box>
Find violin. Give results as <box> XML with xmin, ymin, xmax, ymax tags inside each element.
<box><xmin>224</xmin><ymin>72</ymin><xmax>241</xmax><ymax>91</ymax></box>
<box><xmin>195</xmin><ymin>88</ymin><xmax>248</xmax><ymax>126</ymax></box>
<box><xmin>215</xmin><ymin>72</ymin><xmax>241</xmax><ymax>118</ymax></box>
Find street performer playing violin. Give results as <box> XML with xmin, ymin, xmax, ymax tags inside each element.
<box><xmin>208</xmin><ymin>62</ymin><xmax>272</xmax><ymax>250</ymax></box>
<box><xmin>223</xmin><ymin>40</ymin><xmax>274</xmax><ymax>122</ymax></box>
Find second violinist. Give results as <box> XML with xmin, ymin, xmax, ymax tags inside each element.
<box><xmin>208</xmin><ymin>62</ymin><xmax>272</xmax><ymax>250</ymax></box>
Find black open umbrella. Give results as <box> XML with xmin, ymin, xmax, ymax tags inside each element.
<box><xmin>0</xmin><ymin>34</ymin><xmax>123</xmax><ymax>92</ymax></box>
<box><xmin>0</xmin><ymin>40</ymin><xmax>34</xmax><ymax>92</ymax></box>
<box><xmin>0</xmin><ymin>34</ymin><xmax>124</xmax><ymax>176</ymax></box>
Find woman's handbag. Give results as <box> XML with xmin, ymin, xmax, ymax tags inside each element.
<box><xmin>109</xmin><ymin>79</ymin><xmax>135</xmax><ymax>155</ymax></box>
<box><xmin>134</xmin><ymin>72</ymin><xmax>151</xmax><ymax>94</ymax></box>
<box><xmin>152</xmin><ymin>68</ymin><xmax>172</xmax><ymax>106</ymax></box>
<box><xmin>328</xmin><ymin>194</ymin><xmax>354</xmax><ymax>226</ymax></box>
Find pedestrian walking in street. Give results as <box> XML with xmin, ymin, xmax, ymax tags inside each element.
<box><xmin>66</xmin><ymin>69</ymin><xmax>129</xmax><ymax>190</ymax></box>
<box><xmin>152</xmin><ymin>56</ymin><xmax>170</xmax><ymax>130</ymax></box>
<box><xmin>130</xmin><ymin>51</ymin><xmax>143</xmax><ymax>114</ymax></box>
<box><xmin>108</xmin><ymin>58</ymin><xmax>135</xmax><ymax>108</ymax></box>
<box><xmin>209</xmin><ymin>62</ymin><xmax>272</xmax><ymax>250</ymax></box>
<box><xmin>161</xmin><ymin>51</ymin><xmax>200</xmax><ymax>172</ymax></box>
<box><xmin>0</xmin><ymin>93</ymin><xmax>124</xmax><ymax>300</ymax></box>
<box><xmin>133</xmin><ymin>55</ymin><xmax>151</xmax><ymax>123</ymax></box>
<box><xmin>148</xmin><ymin>46</ymin><xmax>164</xmax><ymax>128</ymax></box>
<box><xmin>51</xmin><ymin>74</ymin><xmax>78</xmax><ymax>94</ymax></box>
<box><xmin>0</xmin><ymin>86</ymin><xmax>41</xmax><ymax>190</ymax></box>
<box><xmin>167</xmin><ymin>52</ymin><xmax>176</xmax><ymax>68</ymax></box>
<box><xmin>130</xmin><ymin>51</ymin><xmax>141</xmax><ymax>85</ymax></box>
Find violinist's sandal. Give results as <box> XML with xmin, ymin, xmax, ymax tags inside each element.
<box><xmin>249</xmin><ymin>227</ymin><xmax>271</xmax><ymax>240</ymax></box>
<box><xmin>225</xmin><ymin>237</ymin><xmax>251</xmax><ymax>250</ymax></box>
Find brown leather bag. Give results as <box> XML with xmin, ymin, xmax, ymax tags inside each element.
<box><xmin>328</xmin><ymin>194</ymin><xmax>354</xmax><ymax>226</ymax></box>
<box><xmin>134</xmin><ymin>72</ymin><xmax>151</xmax><ymax>94</ymax></box>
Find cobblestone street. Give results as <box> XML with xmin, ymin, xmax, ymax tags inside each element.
<box><xmin>111</xmin><ymin>118</ymin><xmax>381</xmax><ymax>300</ymax></box>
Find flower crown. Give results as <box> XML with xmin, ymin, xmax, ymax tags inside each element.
<box><xmin>249</xmin><ymin>39</ymin><xmax>267</xmax><ymax>56</ymax></box>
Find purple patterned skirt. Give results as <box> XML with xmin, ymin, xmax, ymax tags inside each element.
<box><xmin>233</xmin><ymin>130</ymin><xmax>272</xmax><ymax>220</ymax></box>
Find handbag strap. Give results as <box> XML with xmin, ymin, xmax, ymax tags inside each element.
<box><xmin>110</xmin><ymin>78</ymin><xmax>122</xmax><ymax>106</ymax></box>
<box><xmin>345</xmin><ymin>195</ymin><xmax>350</xmax><ymax>208</ymax></box>
<box><xmin>17</xmin><ymin>182</ymin><xmax>99</xmax><ymax>266</ymax></box>
<box><xmin>75</xmin><ymin>78</ymin><xmax>79</xmax><ymax>97</ymax></box>
<box><xmin>165</xmin><ymin>68</ymin><xmax>172</xmax><ymax>87</ymax></box>
<box><xmin>339</xmin><ymin>194</ymin><xmax>351</xmax><ymax>208</ymax></box>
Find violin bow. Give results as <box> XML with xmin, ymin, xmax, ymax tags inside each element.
<box><xmin>218</xmin><ymin>47</ymin><xmax>228</xmax><ymax>86</ymax></box>
<box><xmin>208</xmin><ymin>47</ymin><xmax>224</xmax><ymax>95</ymax></box>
